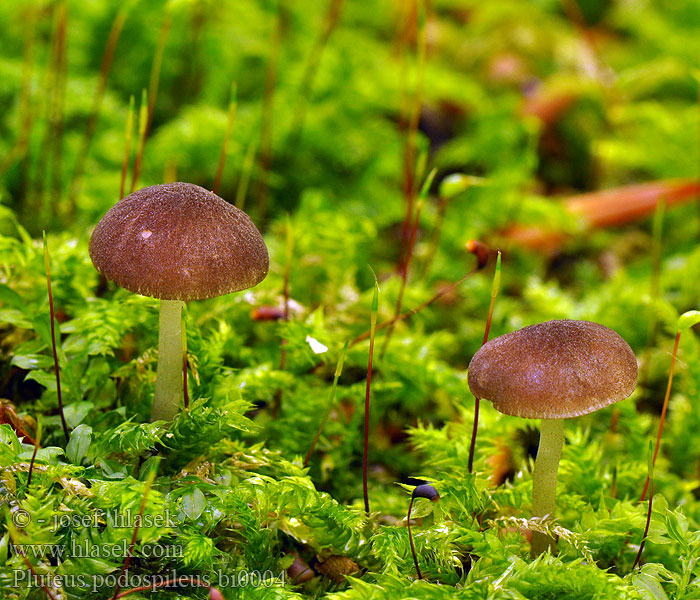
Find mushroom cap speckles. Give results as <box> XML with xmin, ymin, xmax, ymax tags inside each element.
<box><xmin>89</xmin><ymin>182</ymin><xmax>269</xmax><ymax>301</ymax></box>
<box><xmin>467</xmin><ymin>319</ymin><xmax>638</xmax><ymax>419</ymax></box>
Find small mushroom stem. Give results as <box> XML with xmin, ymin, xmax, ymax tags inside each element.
<box><xmin>531</xmin><ymin>418</ymin><xmax>565</xmax><ymax>557</ymax></box>
<box><xmin>151</xmin><ymin>299</ymin><xmax>184</xmax><ymax>421</ymax></box>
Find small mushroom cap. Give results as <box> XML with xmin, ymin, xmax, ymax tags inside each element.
<box><xmin>468</xmin><ymin>319</ymin><xmax>638</xmax><ymax>419</ymax></box>
<box><xmin>412</xmin><ymin>483</ymin><xmax>440</xmax><ymax>502</ymax></box>
<box><xmin>89</xmin><ymin>182</ymin><xmax>269</xmax><ymax>301</ymax></box>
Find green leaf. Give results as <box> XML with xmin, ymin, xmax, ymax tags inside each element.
<box><xmin>0</xmin><ymin>309</ymin><xmax>32</xmax><ymax>329</ymax></box>
<box><xmin>138</xmin><ymin>456</ymin><xmax>161</xmax><ymax>481</ymax></box>
<box><xmin>0</xmin><ymin>533</ymin><xmax>8</xmax><ymax>565</ymax></box>
<box><xmin>0</xmin><ymin>426</ymin><xmax>22</xmax><ymax>456</ymax></box>
<box><xmin>10</xmin><ymin>354</ymin><xmax>54</xmax><ymax>370</ymax></box>
<box><xmin>63</xmin><ymin>402</ymin><xmax>93</xmax><ymax>428</ymax></box>
<box><xmin>66</xmin><ymin>424</ymin><xmax>92</xmax><ymax>464</ymax></box>
<box><xmin>630</xmin><ymin>570</ymin><xmax>669</xmax><ymax>600</ymax></box>
<box><xmin>18</xmin><ymin>446</ymin><xmax>64</xmax><ymax>463</ymax></box>
<box><xmin>181</xmin><ymin>487</ymin><xmax>206</xmax><ymax>521</ymax></box>
<box><xmin>94</xmin><ymin>420</ymin><xmax>164</xmax><ymax>456</ymax></box>
<box><xmin>24</xmin><ymin>369</ymin><xmax>56</xmax><ymax>391</ymax></box>
<box><xmin>99</xmin><ymin>459</ymin><xmax>128</xmax><ymax>479</ymax></box>
<box><xmin>663</xmin><ymin>510</ymin><xmax>689</xmax><ymax>549</ymax></box>
<box><xmin>58</xmin><ymin>556</ymin><xmax>119</xmax><ymax>577</ymax></box>
<box><xmin>0</xmin><ymin>283</ymin><xmax>25</xmax><ymax>309</ymax></box>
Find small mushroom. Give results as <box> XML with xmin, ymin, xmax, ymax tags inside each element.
<box><xmin>408</xmin><ymin>484</ymin><xmax>440</xmax><ymax>579</ymax></box>
<box><xmin>467</xmin><ymin>319</ymin><xmax>637</xmax><ymax>556</ymax></box>
<box><xmin>90</xmin><ymin>182</ymin><xmax>269</xmax><ymax>421</ymax></box>
<box><xmin>286</xmin><ymin>552</ymin><xmax>315</xmax><ymax>584</ymax></box>
<box><xmin>316</xmin><ymin>555</ymin><xmax>360</xmax><ymax>584</ymax></box>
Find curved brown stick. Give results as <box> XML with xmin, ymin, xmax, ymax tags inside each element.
<box><xmin>505</xmin><ymin>179</ymin><xmax>700</xmax><ymax>251</ymax></box>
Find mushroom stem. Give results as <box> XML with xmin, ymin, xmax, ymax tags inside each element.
<box><xmin>151</xmin><ymin>299</ymin><xmax>184</xmax><ymax>421</ymax></box>
<box><xmin>530</xmin><ymin>417</ymin><xmax>565</xmax><ymax>557</ymax></box>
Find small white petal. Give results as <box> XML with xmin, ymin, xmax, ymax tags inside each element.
<box><xmin>305</xmin><ymin>335</ymin><xmax>328</xmax><ymax>354</ymax></box>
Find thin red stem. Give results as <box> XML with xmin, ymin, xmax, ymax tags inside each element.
<box><xmin>183</xmin><ymin>354</ymin><xmax>189</xmax><ymax>411</ymax></box>
<box><xmin>26</xmin><ymin>422</ymin><xmax>41</xmax><ymax>487</ymax></box>
<box><xmin>304</xmin><ymin>416</ymin><xmax>326</xmax><ymax>468</ymax></box>
<box><xmin>0</xmin><ymin>4</ymin><xmax>36</xmax><ymax>181</ymax></box>
<box><xmin>350</xmin><ymin>266</ymin><xmax>481</xmax><ymax>348</ymax></box>
<box><xmin>130</xmin><ymin>90</ymin><xmax>148</xmax><ymax>194</ymax></box>
<box><xmin>407</xmin><ymin>496</ymin><xmax>422</xmax><ymax>579</ymax></box>
<box><xmin>145</xmin><ymin>14</ymin><xmax>170</xmax><ymax>141</ymax></box>
<box><xmin>49</xmin><ymin>3</ymin><xmax>67</xmax><ymax>215</ymax></box>
<box><xmin>397</xmin><ymin>0</ymin><xmax>426</xmax><ymax>272</ymax></box>
<box><xmin>363</xmin><ymin>311</ymin><xmax>377</xmax><ymax>516</ymax></box>
<box><xmin>110</xmin><ymin>476</ymin><xmax>155</xmax><ymax>600</ymax></box>
<box><xmin>213</xmin><ymin>84</ymin><xmax>236</xmax><ymax>196</ymax></box>
<box><xmin>632</xmin><ymin>481</ymin><xmax>654</xmax><ymax>571</ymax></box>
<box><xmin>640</xmin><ymin>330</ymin><xmax>681</xmax><ymax>502</ymax></box>
<box><xmin>119</xmin><ymin>96</ymin><xmax>134</xmax><ymax>200</ymax></box>
<box><xmin>70</xmin><ymin>5</ymin><xmax>129</xmax><ymax>206</ymax></box>
<box><xmin>381</xmin><ymin>198</ymin><xmax>424</xmax><ymax>358</ymax></box>
<box><xmin>45</xmin><ymin>237</ymin><xmax>69</xmax><ymax>443</ymax></box>
<box><xmin>468</xmin><ymin>254</ymin><xmax>500</xmax><ymax>473</ymax></box>
<box><xmin>256</xmin><ymin>2</ymin><xmax>286</xmax><ymax>222</ymax></box>
<box><xmin>130</xmin><ymin>14</ymin><xmax>170</xmax><ymax>193</ymax></box>
<box><xmin>273</xmin><ymin>219</ymin><xmax>293</xmax><ymax>418</ymax></box>
<box><xmin>289</xmin><ymin>0</ymin><xmax>345</xmax><ymax>143</ymax></box>
<box><xmin>304</xmin><ymin>342</ymin><xmax>348</xmax><ymax>468</ymax></box>
<box><xmin>467</xmin><ymin>398</ymin><xmax>480</xmax><ymax>474</ymax></box>
<box><xmin>15</xmin><ymin>549</ymin><xmax>59</xmax><ymax>600</ymax></box>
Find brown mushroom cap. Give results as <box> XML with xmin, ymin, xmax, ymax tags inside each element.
<box><xmin>467</xmin><ymin>319</ymin><xmax>638</xmax><ymax>419</ymax></box>
<box><xmin>89</xmin><ymin>182</ymin><xmax>269</xmax><ymax>301</ymax></box>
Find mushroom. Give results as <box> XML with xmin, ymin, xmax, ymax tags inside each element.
<box><xmin>467</xmin><ymin>319</ymin><xmax>637</xmax><ymax>556</ymax></box>
<box><xmin>90</xmin><ymin>182</ymin><xmax>269</xmax><ymax>421</ymax></box>
<box><xmin>408</xmin><ymin>483</ymin><xmax>440</xmax><ymax>579</ymax></box>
